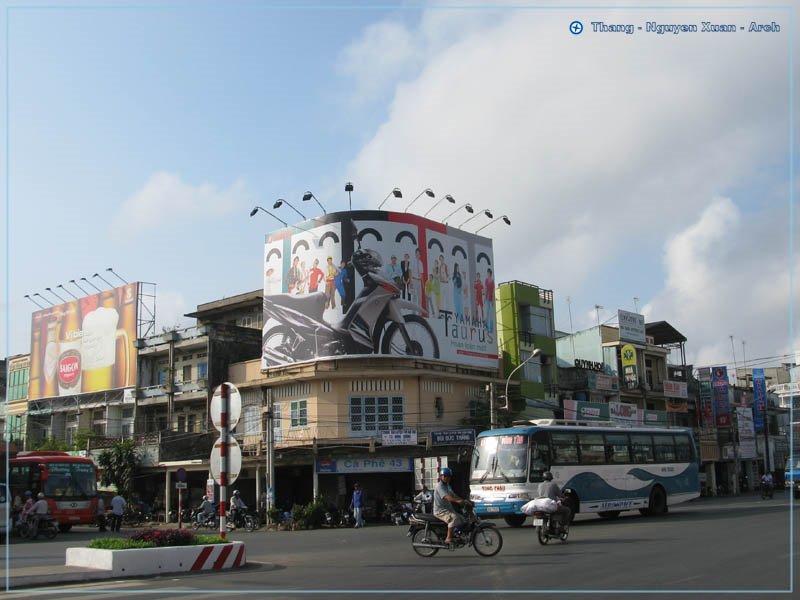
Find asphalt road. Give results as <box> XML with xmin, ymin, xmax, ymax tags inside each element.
<box><xmin>2</xmin><ymin>493</ymin><xmax>797</xmax><ymax>599</ymax></box>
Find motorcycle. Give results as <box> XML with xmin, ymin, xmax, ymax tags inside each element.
<box><xmin>532</xmin><ymin>509</ymin><xmax>569</xmax><ymax>545</ymax></box>
<box><xmin>338</xmin><ymin>509</ymin><xmax>354</xmax><ymax>528</ymax></box>
<box><xmin>761</xmin><ymin>480</ymin><xmax>774</xmax><ymax>499</ymax></box>
<box><xmin>14</xmin><ymin>515</ymin><xmax>59</xmax><ymax>540</ymax></box>
<box><xmin>407</xmin><ymin>501</ymin><xmax>503</xmax><ymax>558</ymax></box>
<box><xmin>261</xmin><ymin>226</ymin><xmax>440</xmax><ymax>365</ymax></box>
<box><xmin>191</xmin><ymin>509</ymin><xmax>219</xmax><ymax>530</ymax></box>
<box><xmin>226</xmin><ymin>509</ymin><xmax>257</xmax><ymax>532</ymax></box>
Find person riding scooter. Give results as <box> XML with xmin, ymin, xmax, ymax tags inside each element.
<box><xmin>537</xmin><ymin>472</ymin><xmax>572</xmax><ymax>528</ymax></box>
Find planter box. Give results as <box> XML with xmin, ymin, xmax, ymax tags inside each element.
<box><xmin>66</xmin><ymin>541</ymin><xmax>246</xmax><ymax>577</ymax></box>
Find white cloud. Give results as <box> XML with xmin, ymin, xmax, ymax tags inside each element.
<box><xmin>340</xmin><ymin>8</ymin><xmax>793</xmax><ymax>368</ymax></box>
<box><xmin>112</xmin><ymin>172</ymin><xmax>249</xmax><ymax>243</ymax></box>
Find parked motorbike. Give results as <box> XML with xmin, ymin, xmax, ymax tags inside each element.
<box><xmin>532</xmin><ymin>509</ymin><xmax>569</xmax><ymax>545</ymax></box>
<box><xmin>338</xmin><ymin>509</ymin><xmax>354</xmax><ymax>528</ymax></box>
<box><xmin>407</xmin><ymin>501</ymin><xmax>502</xmax><ymax>558</ymax></box>
<box><xmin>262</xmin><ymin>226</ymin><xmax>440</xmax><ymax>364</ymax></box>
<box><xmin>191</xmin><ymin>509</ymin><xmax>219</xmax><ymax>530</ymax></box>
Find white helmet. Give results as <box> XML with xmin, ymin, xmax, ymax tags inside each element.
<box><xmin>202</xmin><ymin>495</ymin><xmax>208</xmax><ymax>501</ymax></box>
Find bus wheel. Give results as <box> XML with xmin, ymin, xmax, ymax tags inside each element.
<box><xmin>58</xmin><ymin>524</ymin><xmax>72</xmax><ymax>533</ymax></box>
<box><xmin>504</xmin><ymin>514</ymin><xmax>526</xmax><ymax>528</ymax></box>
<box><xmin>647</xmin><ymin>486</ymin><xmax>667</xmax><ymax>516</ymax></box>
<box><xmin>597</xmin><ymin>511</ymin><xmax>620</xmax><ymax>520</ymax></box>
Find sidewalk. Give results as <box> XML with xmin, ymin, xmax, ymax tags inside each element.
<box><xmin>3</xmin><ymin>563</ymin><xmax>118</xmax><ymax>590</ymax></box>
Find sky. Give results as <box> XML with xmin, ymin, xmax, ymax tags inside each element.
<box><xmin>1</xmin><ymin>0</ymin><xmax>797</xmax><ymax>380</ymax></box>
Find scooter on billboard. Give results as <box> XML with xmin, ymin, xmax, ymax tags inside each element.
<box><xmin>262</xmin><ymin>225</ymin><xmax>440</xmax><ymax>364</ymax></box>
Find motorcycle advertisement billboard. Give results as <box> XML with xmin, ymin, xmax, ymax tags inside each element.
<box><xmin>261</xmin><ymin>211</ymin><xmax>498</xmax><ymax>370</ymax></box>
<box><xmin>27</xmin><ymin>283</ymin><xmax>139</xmax><ymax>400</ymax></box>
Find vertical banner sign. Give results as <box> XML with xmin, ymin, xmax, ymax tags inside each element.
<box><xmin>752</xmin><ymin>368</ymin><xmax>766</xmax><ymax>432</ymax></box>
<box><xmin>621</xmin><ymin>344</ymin><xmax>638</xmax><ymax>390</ymax></box>
<box><xmin>697</xmin><ymin>368</ymin><xmax>714</xmax><ymax>428</ymax></box>
<box><xmin>711</xmin><ymin>366</ymin><xmax>731</xmax><ymax>429</ymax></box>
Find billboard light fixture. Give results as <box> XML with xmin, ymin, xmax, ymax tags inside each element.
<box><xmin>475</xmin><ymin>215</ymin><xmax>511</xmax><ymax>234</ymax></box>
<box><xmin>69</xmin><ymin>279</ymin><xmax>90</xmax><ymax>295</ymax></box>
<box><xmin>423</xmin><ymin>194</ymin><xmax>455</xmax><ymax>217</ymax></box>
<box><xmin>24</xmin><ymin>294</ymin><xmax>46</xmax><ymax>309</ymax></box>
<box><xmin>250</xmin><ymin>206</ymin><xmax>288</xmax><ymax>227</ymax></box>
<box><xmin>378</xmin><ymin>188</ymin><xmax>403</xmax><ymax>209</ymax></box>
<box><xmin>92</xmin><ymin>272</ymin><xmax>114</xmax><ymax>289</ymax></box>
<box><xmin>57</xmin><ymin>284</ymin><xmax>79</xmax><ymax>300</ymax></box>
<box><xmin>443</xmin><ymin>203</ymin><xmax>473</xmax><ymax>224</ymax></box>
<box><xmin>459</xmin><ymin>207</ymin><xmax>493</xmax><ymax>228</ymax></box>
<box><xmin>302</xmin><ymin>191</ymin><xmax>327</xmax><ymax>215</ymax></box>
<box><xmin>44</xmin><ymin>287</ymin><xmax>67</xmax><ymax>303</ymax></box>
<box><xmin>33</xmin><ymin>292</ymin><xmax>54</xmax><ymax>306</ymax></box>
<box><xmin>106</xmin><ymin>267</ymin><xmax>129</xmax><ymax>284</ymax></box>
<box><xmin>404</xmin><ymin>188</ymin><xmax>435</xmax><ymax>213</ymax></box>
<box><xmin>273</xmin><ymin>198</ymin><xmax>306</xmax><ymax>220</ymax></box>
<box><xmin>344</xmin><ymin>182</ymin><xmax>354</xmax><ymax>211</ymax></box>
<box><xmin>80</xmin><ymin>277</ymin><xmax>102</xmax><ymax>292</ymax></box>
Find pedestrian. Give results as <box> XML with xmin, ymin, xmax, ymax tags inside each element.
<box><xmin>110</xmin><ymin>491</ymin><xmax>126</xmax><ymax>532</ymax></box>
<box><xmin>97</xmin><ymin>496</ymin><xmax>107</xmax><ymax>532</ymax></box>
<box><xmin>350</xmin><ymin>483</ymin><xmax>365</xmax><ymax>528</ymax></box>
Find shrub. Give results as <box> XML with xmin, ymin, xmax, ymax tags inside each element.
<box><xmin>88</xmin><ymin>538</ymin><xmax>157</xmax><ymax>550</ymax></box>
<box><xmin>266</xmin><ymin>506</ymin><xmax>283</xmax><ymax>524</ymax></box>
<box><xmin>290</xmin><ymin>503</ymin><xmax>308</xmax><ymax>529</ymax></box>
<box><xmin>193</xmin><ymin>534</ymin><xmax>229</xmax><ymax>545</ymax></box>
<box><xmin>289</xmin><ymin>498</ymin><xmax>327</xmax><ymax>530</ymax></box>
<box><xmin>129</xmin><ymin>528</ymin><xmax>194</xmax><ymax>547</ymax></box>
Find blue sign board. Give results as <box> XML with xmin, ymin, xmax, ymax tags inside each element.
<box><xmin>752</xmin><ymin>368</ymin><xmax>766</xmax><ymax>432</ymax></box>
<box><xmin>430</xmin><ymin>429</ymin><xmax>475</xmax><ymax>446</ymax></box>
<box><xmin>316</xmin><ymin>457</ymin><xmax>413</xmax><ymax>474</ymax></box>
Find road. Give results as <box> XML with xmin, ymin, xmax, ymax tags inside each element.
<box><xmin>2</xmin><ymin>493</ymin><xmax>796</xmax><ymax>599</ymax></box>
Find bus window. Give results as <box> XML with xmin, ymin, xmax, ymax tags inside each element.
<box><xmin>578</xmin><ymin>433</ymin><xmax>606</xmax><ymax>465</ymax></box>
<box><xmin>631</xmin><ymin>435</ymin><xmax>655</xmax><ymax>463</ymax></box>
<box><xmin>653</xmin><ymin>434</ymin><xmax>676</xmax><ymax>462</ymax></box>
<box><xmin>529</xmin><ymin>431</ymin><xmax>551</xmax><ymax>482</ymax></box>
<box><xmin>675</xmin><ymin>435</ymin><xmax>693</xmax><ymax>461</ymax></box>
<box><xmin>605</xmin><ymin>433</ymin><xmax>631</xmax><ymax>464</ymax></box>
<box><xmin>551</xmin><ymin>432</ymin><xmax>579</xmax><ymax>465</ymax></box>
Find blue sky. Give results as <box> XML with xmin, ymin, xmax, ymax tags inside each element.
<box><xmin>2</xmin><ymin>1</ymin><xmax>796</xmax><ymax>376</ymax></box>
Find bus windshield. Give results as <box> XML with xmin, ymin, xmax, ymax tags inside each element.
<box><xmin>44</xmin><ymin>462</ymin><xmax>97</xmax><ymax>500</ymax></box>
<box><xmin>470</xmin><ymin>434</ymin><xmax>528</xmax><ymax>484</ymax></box>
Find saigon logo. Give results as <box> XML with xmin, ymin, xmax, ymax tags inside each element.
<box><xmin>58</xmin><ymin>350</ymin><xmax>81</xmax><ymax>388</ymax></box>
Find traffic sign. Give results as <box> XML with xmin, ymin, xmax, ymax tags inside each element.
<box><xmin>210</xmin><ymin>382</ymin><xmax>242</xmax><ymax>430</ymax></box>
<box><xmin>209</xmin><ymin>436</ymin><xmax>242</xmax><ymax>485</ymax></box>
<box><xmin>175</xmin><ymin>482</ymin><xmax>187</xmax><ymax>490</ymax></box>
<box><xmin>176</xmin><ymin>467</ymin><xmax>187</xmax><ymax>482</ymax></box>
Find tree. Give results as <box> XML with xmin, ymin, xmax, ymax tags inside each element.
<box><xmin>97</xmin><ymin>439</ymin><xmax>139</xmax><ymax>498</ymax></box>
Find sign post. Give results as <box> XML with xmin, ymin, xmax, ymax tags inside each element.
<box><xmin>210</xmin><ymin>382</ymin><xmax>241</xmax><ymax>540</ymax></box>
<box><xmin>176</xmin><ymin>468</ymin><xmax>187</xmax><ymax>528</ymax></box>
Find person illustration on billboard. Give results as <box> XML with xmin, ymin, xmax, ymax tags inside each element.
<box><xmin>414</xmin><ymin>248</ymin><xmax>424</xmax><ymax>307</ymax></box>
<box><xmin>264</xmin><ymin>268</ymin><xmax>278</xmax><ymax>296</ymax></box>
<box><xmin>385</xmin><ymin>255</ymin><xmax>403</xmax><ymax>289</ymax></box>
<box><xmin>298</xmin><ymin>261</ymin><xmax>308</xmax><ymax>295</ymax></box>
<box><xmin>484</xmin><ymin>268</ymin><xmax>495</xmax><ymax>332</ymax></box>
<box><xmin>401</xmin><ymin>253</ymin><xmax>412</xmax><ymax>301</ymax></box>
<box><xmin>474</xmin><ymin>272</ymin><xmax>485</xmax><ymax>326</ymax></box>
<box><xmin>287</xmin><ymin>256</ymin><xmax>302</xmax><ymax>295</ymax></box>
<box><xmin>308</xmin><ymin>259</ymin><xmax>324</xmax><ymax>293</ymax></box>
<box><xmin>325</xmin><ymin>257</ymin><xmax>338</xmax><ymax>309</ymax></box>
<box><xmin>425</xmin><ymin>274</ymin><xmax>437</xmax><ymax>318</ymax></box>
<box><xmin>452</xmin><ymin>263</ymin><xmax>464</xmax><ymax>323</ymax></box>
<box><xmin>432</xmin><ymin>264</ymin><xmax>442</xmax><ymax>316</ymax></box>
<box><xmin>437</xmin><ymin>255</ymin><xmax>450</xmax><ymax>315</ymax></box>
<box><xmin>335</xmin><ymin>259</ymin><xmax>351</xmax><ymax>311</ymax></box>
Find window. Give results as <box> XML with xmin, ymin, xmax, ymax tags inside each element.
<box><xmin>177</xmin><ymin>415</ymin><xmax>186</xmax><ymax>432</ymax></box>
<box><xmin>653</xmin><ymin>434</ymin><xmax>676</xmax><ymax>462</ymax></box>
<box><xmin>520</xmin><ymin>350</ymin><xmax>542</xmax><ymax>383</ymax></box>
<box><xmin>521</xmin><ymin>304</ymin><xmax>554</xmax><ymax>337</ymax></box>
<box><xmin>605</xmin><ymin>433</ymin><xmax>631</xmax><ymax>464</ymax></box>
<box><xmin>350</xmin><ymin>396</ymin><xmax>403</xmax><ymax>435</ymax></box>
<box><xmin>675</xmin><ymin>435</ymin><xmax>693</xmax><ymax>461</ymax></box>
<box><xmin>187</xmin><ymin>414</ymin><xmax>197</xmax><ymax>433</ymax></box>
<box><xmin>197</xmin><ymin>362</ymin><xmax>208</xmax><ymax>379</ymax></box>
<box><xmin>551</xmin><ymin>432</ymin><xmax>579</xmax><ymax>465</ymax></box>
<box><xmin>242</xmin><ymin>405</ymin><xmax>260</xmax><ymax>435</ymax></box>
<box><xmin>157</xmin><ymin>416</ymin><xmax>168</xmax><ymax>431</ymax></box>
<box><xmin>631</xmin><ymin>435</ymin><xmax>654</xmax><ymax>463</ymax></box>
<box><xmin>578</xmin><ymin>433</ymin><xmax>606</xmax><ymax>464</ymax></box>
<box><xmin>273</xmin><ymin>402</ymin><xmax>282</xmax><ymax>443</ymax></box>
<box><xmin>182</xmin><ymin>365</ymin><xmax>192</xmax><ymax>382</ymax></box>
<box><xmin>122</xmin><ymin>407</ymin><xmax>134</xmax><ymax>419</ymax></box>
<box><xmin>122</xmin><ymin>423</ymin><xmax>134</xmax><ymax>439</ymax></box>
<box><xmin>290</xmin><ymin>400</ymin><xmax>307</xmax><ymax>428</ymax></box>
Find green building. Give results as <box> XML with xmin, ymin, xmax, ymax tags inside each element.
<box><xmin>495</xmin><ymin>281</ymin><xmax>559</xmax><ymax>420</ymax></box>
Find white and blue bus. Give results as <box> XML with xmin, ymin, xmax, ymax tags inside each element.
<box><xmin>469</xmin><ymin>420</ymin><xmax>700</xmax><ymax>526</ymax></box>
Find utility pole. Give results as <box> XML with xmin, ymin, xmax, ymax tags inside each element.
<box><xmin>263</xmin><ymin>386</ymin><xmax>274</xmax><ymax>525</ymax></box>
<box><xmin>488</xmin><ymin>383</ymin><xmax>496</xmax><ymax>430</ymax></box>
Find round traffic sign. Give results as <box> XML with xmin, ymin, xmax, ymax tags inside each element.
<box><xmin>176</xmin><ymin>467</ymin><xmax>187</xmax><ymax>482</ymax></box>
<box><xmin>209</xmin><ymin>436</ymin><xmax>242</xmax><ymax>485</ymax></box>
<box><xmin>210</xmin><ymin>382</ymin><xmax>242</xmax><ymax>430</ymax></box>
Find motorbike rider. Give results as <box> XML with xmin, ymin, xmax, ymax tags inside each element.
<box><xmin>537</xmin><ymin>472</ymin><xmax>572</xmax><ymax>529</ymax></box>
<box><xmin>761</xmin><ymin>472</ymin><xmax>774</xmax><ymax>497</ymax></box>
<box><xmin>413</xmin><ymin>484</ymin><xmax>433</xmax><ymax>514</ymax></box>
<box><xmin>434</xmin><ymin>468</ymin><xmax>467</xmax><ymax>546</ymax></box>
<box><xmin>196</xmin><ymin>495</ymin><xmax>216</xmax><ymax>523</ymax></box>
<box><xmin>229</xmin><ymin>490</ymin><xmax>247</xmax><ymax>526</ymax></box>
<box><xmin>29</xmin><ymin>492</ymin><xmax>50</xmax><ymax>537</ymax></box>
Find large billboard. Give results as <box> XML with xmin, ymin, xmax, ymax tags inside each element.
<box><xmin>261</xmin><ymin>211</ymin><xmax>498</xmax><ymax>369</ymax></box>
<box><xmin>28</xmin><ymin>283</ymin><xmax>139</xmax><ymax>400</ymax></box>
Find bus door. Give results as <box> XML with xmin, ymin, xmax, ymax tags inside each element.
<box><xmin>529</xmin><ymin>430</ymin><xmax>551</xmax><ymax>484</ymax></box>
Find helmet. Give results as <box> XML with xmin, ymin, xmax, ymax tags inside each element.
<box><xmin>543</xmin><ymin>471</ymin><xmax>553</xmax><ymax>481</ymax></box>
<box><xmin>37</xmin><ymin>492</ymin><xmax>45</xmax><ymax>499</ymax></box>
<box><xmin>202</xmin><ymin>495</ymin><xmax>208</xmax><ymax>501</ymax></box>
<box><xmin>24</xmin><ymin>490</ymin><xmax>32</xmax><ymax>497</ymax></box>
<box><xmin>440</xmin><ymin>467</ymin><xmax>453</xmax><ymax>478</ymax></box>
<box><xmin>233</xmin><ymin>490</ymin><xmax>240</xmax><ymax>496</ymax></box>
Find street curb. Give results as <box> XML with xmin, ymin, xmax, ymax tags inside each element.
<box><xmin>8</xmin><ymin>560</ymin><xmax>276</xmax><ymax>590</ymax></box>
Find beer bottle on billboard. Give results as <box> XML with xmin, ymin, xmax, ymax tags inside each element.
<box><xmin>58</xmin><ymin>301</ymin><xmax>83</xmax><ymax>396</ymax></box>
<box><xmin>28</xmin><ymin>327</ymin><xmax>43</xmax><ymax>399</ymax></box>
<box><xmin>42</xmin><ymin>318</ymin><xmax>60</xmax><ymax>398</ymax></box>
<box><xmin>117</xmin><ymin>284</ymin><xmax>137</xmax><ymax>387</ymax></box>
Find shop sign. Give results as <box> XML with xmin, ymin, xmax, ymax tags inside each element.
<box><xmin>588</xmin><ymin>372</ymin><xmax>618</xmax><ymax>392</ymax></box>
<box><xmin>381</xmin><ymin>429</ymin><xmax>417</xmax><ymax>446</ymax></box>
<box><xmin>711</xmin><ymin>366</ymin><xmax>731</xmax><ymax>429</ymax></box>
<box><xmin>621</xmin><ymin>344</ymin><xmax>639</xmax><ymax>390</ymax></box>
<box><xmin>610</xmin><ymin>401</ymin><xmax>638</xmax><ymax>424</ymax></box>
<box><xmin>664</xmin><ymin>380</ymin><xmax>688</xmax><ymax>399</ymax></box>
<box><xmin>316</xmin><ymin>457</ymin><xmax>414</xmax><ymax>474</ymax></box>
<box><xmin>736</xmin><ymin>407</ymin><xmax>757</xmax><ymax>459</ymax></box>
<box><xmin>563</xmin><ymin>400</ymin><xmax>609</xmax><ymax>421</ymax></box>
<box><xmin>618</xmin><ymin>310</ymin><xmax>645</xmax><ymax>343</ymax></box>
<box><xmin>430</xmin><ymin>429</ymin><xmax>475</xmax><ymax>445</ymax></box>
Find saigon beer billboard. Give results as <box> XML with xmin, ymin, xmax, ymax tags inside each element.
<box><xmin>261</xmin><ymin>211</ymin><xmax>498</xmax><ymax>369</ymax></box>
<box><xmin>28</xmin><ymin>283</ymin><xmax>139</xmax><ymax>400</ymax></box>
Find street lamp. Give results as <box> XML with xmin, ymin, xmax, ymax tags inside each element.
<box><xmin>378</xmin><ymin>188</ymin><xmax>403</xmax><ymax>210</ymax></box>
<box><xmin>344</xmin><ymin>182</ymin><xmax>354</xmax><ymax>211</ymax></box>
<box><xmin>273</xmin><ymin>198</ymin><xmax>306</xmax><ymax>220</ymax></box>
<box><xmin>301</xmin><ymin>191</ymin><xmax>326</xmax><ymax>215</ymax></box>
<box><xmin>475</xmin><ymin>215</ymin><xmax>511</xmax><ymax>233</ymax></box>
<box><xmin>423</xmin><ymin>194</ymin><xmax>455</xmax><ymax>217</ymax></box>
<box><xmin>459</xmin><ymin>208</ymin><xmax>493</xmax><ymax>229</ymax></box>
<box><xmin>443</xmin><ymin>203</ymin><xmax>473</xmax><ymax>224</ymax></box>
<box><xmin>404</xmin><ymin>188</ymin><xmax>435</xmax><ymax>213</ymax></box>
<box><xmin>250</xmin><ymin>206</ymin><xmax>288</xmax><ymax>227</ymax></box>
<box><xmin>495</xmin><ymin>348</ymin><xmax>542</xmax><ymax>429</ymax></box>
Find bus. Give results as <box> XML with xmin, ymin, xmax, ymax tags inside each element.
<box><xmin>7</xmin><ymin>451</ymin><xmax>99</xmax><ymax>531</ymax></box>
<box><xmin>469</xmin><ymin>420</ymin><xmax>700</xmax><ymax>525</ymax></box>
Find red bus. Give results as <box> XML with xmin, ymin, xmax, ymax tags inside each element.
<box><xmin>7</xmin><ymin>451</ymin><xmax>99</xmax><ymax>531</ymax></box>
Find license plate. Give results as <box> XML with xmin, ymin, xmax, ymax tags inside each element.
<box><xmin>533</xmin><ymin>518</ymin><xmax>543</xmax><ymax>526</ymax></box>
<box><xmin>486</xmin><ymin>507</ymin><xmax>500</xmax><ymax>513</ymax></box>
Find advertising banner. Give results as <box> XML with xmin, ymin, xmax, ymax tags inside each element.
<box><xmin>699</xmin><ymin>379</ymin><xmax>715</xmax><ymax>428</ymax></box>
<box><xmin>752</xmin><ymin>368</ymin><xmax>766</xmax><ymax>432</ymax></box>
<box><xmin>28</xmin><ymin>283</ymin><xmax>139</xmax><ymax>400</ymax></box>
<box><xmin>666</xmin><ymin>398</ymin><xmax>688</xmax><ymax>413</ymax></box>
<box><xmin>609</xmin><ymin>401</ymin><xmax>639</xmax><ymax>424</ymax></box>
<box><xmin>261</xmin><ymin>211</ymin><xmax>498</xmax><ymax>369</ymax></box>
<box><xmin>381</xmin><ymin>429</ymin><xmax>417</xmax><ymax>446</ymax></box>
<box><xmin>430</xmin><ymin>429</ymin><xmax>476</xmax><ymax>446</ymax></box>
<box><xmin>736</xmin><ymin>407</ymin><xmax>757</xmax><ymax>459</ymax></box>
<box><xmin>316</xmin><ymin>457</ymin><xmax>414</xmax><ymax>474</ymax></box>
<box><xmin>642</xmin><ymin>410</ymin><xmax>667</xmax><ymax>426</ymax></box>
<box><xmin>563</xmin><ymin>400</ymin><xmax>610</xmax><ymax>421</ymax></box>
<box><xmin>711</xmin><ymin>366</ymin><xmax>731</xmax><ymax>429</ymax></box>
<box><xmin>588</xmin><ymin>372</ymin><xmax>618</xmax><ymax>392</ymax></box>
<box><xmin>618</xmin><ymin>310</ymin><xmax>646</xmax><ymax>343</ymax></box>
<box><xmin>621</xmin><ymin>344</ymin><xmax>639</xmax><ymax>390</ymax></box>
<box><xmin>664</xmin><ymin>380</ymin><xmax>688</xmax><ymax>399</ymax></box>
